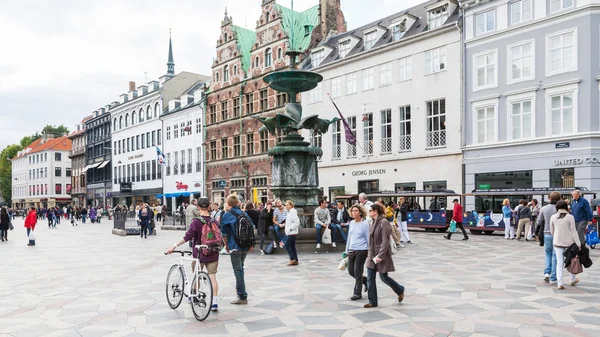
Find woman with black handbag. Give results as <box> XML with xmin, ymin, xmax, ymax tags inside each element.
<box><xmin>550</xmin><ymin>200</ymin><xmax>582</xmax><ymax>290</ymax></box>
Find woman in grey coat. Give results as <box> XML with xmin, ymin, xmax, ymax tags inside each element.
<box><xmin>364</xmin><ymin>203</ymin><xmax>405</xmax><ymax>308</ymax></box>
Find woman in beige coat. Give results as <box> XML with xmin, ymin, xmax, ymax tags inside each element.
<box><xmin>550</xmin><ymin>200</ymin><xmax>582</xmax><ymax>290</ymax></box>
<box><xmin>364</xmin><ymin>203</ymin><xmax>405</xmax><ymax>308</ymax></box>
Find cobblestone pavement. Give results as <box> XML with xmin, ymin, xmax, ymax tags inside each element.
<box><xmin>1</xmin><ymin>218</ymin><xmax>600</xmax><ymax>337</ymax></box>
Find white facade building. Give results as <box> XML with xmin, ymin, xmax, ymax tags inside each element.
<box><xmin>301</xmin><ymin>0</ymin><xmax>463</xmax><ymax>202</ymax></box>
<box><xmin>160</xmin><ymin>84</ymin><xmax>208</xmax><ymax>212</ymax></box>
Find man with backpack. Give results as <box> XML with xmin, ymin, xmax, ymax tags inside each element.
<box><xmin>220</xmin><ymin>194</ymin><xmax>255</xmax><ymax>305</ymax></box>
<box><xmin>166</xmin><ymin>197</ymin><xmax>221</xmax><ymax>311</ymax></box>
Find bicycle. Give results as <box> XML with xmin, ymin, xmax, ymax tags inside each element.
<box><xmin>164</xmin><ymin>244</ymin><xmax>213</xmax><ymax>321</ymax></box>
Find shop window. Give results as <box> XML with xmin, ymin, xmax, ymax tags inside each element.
<box><xmin>550</xmin><ymin>168</ymin><xmax>574</xmax><ymax>188</ymax></box>
<box><xmin>395</xmin><ymin>182</ymin><xmax>416</xmax><ymax>192</ymax></box>
<box><xmin>358</xmin><ymin>180</ymin><xmax>379</xmax><ymax>194</ymax></box>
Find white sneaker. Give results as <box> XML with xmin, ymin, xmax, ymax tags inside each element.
<box><xmin>397</xmin><ymin>243</ymin><xmax>405</xmax><ymax>248</ymax></box>
<box><xmin>544</xmin><ymin>274</ymin><xmax>550</xmax><ymax>283</ymax></box>
<box><xmin>316</xmin><ymin>243</ymin><xmax>321</xmax><ymax>249</ymax></box>
<box><xmin>332</xmin><ymin>242</ymin><xmax>337</xmax><ymax>248</ymax></box>
<box><xmin>272</xmin><ymin>242</ymin><xmax>277</xmax><ymax>249</ymax></box>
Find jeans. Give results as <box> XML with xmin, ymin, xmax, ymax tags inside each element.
<box><xmin>367</xmin><ymin>266</ymin><xmax>404</xmax><ymax>306</ymax></box>
<box><xmin>315</xmin><ymin>224</ymin><xmax>326</xmax><ymax>243</ymax></box>
<box><xmin>140</xmin><ymin>223</ymin><xmax>148</xmax><ymax>238</ymax></box>
<box><xmin>554</xmin><ymin>246</ymin><xmax>577</xmax><ymax>287</ymax></box>
<box><xmin>447</xmin><ymin>222</ymin><xmax>468</xmax><ymax>239</ymax></box>
<box><xmin>347</xmin><ymin>250</ymin><xmax>368</xmax><ymax>296</ymax></box>
<box><xmin>504</xmin><ymin>218</ymin><xmax>515</xmax><ymax>238</ymax></box>
<box><xmin>269</xmin><ymin>225</ymin><xmax>285</xmax><ymax>242</ymax></box>
<box><xmin>576</xmin><ymin>221</ymin><xmax>588</xmax><ymax>246</ymax></box>
<box><xmin>544</xmin><ymin>235</ymin><xmax>557</xmax><ymax>282</ymax></box>
<box><xmin>285</xmin><ymin>235</ymin><xmax>298</xmax><ymax>261</ymax></box>
<box><xmin>230</xmin><ymin>250</ymin><xmax>248</xmax><ymax>299</ymax></box>
<box><xmin>82</xmin><ymin>215</ymin><xmax>87</xmax><ymax>223</ymax></box>
<box><xmin>0</xmin><ymin>229</ymin><xmax>7</xmax><ymax>240</ymax></box>
<box><xmin>329</xmin><ymin>223</ymin><xmax>347</xmax><ymax>242</ymax></box>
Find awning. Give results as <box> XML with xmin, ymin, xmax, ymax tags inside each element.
<box><xmin>97</xmin><ymin>160</ymin><xmax>110</xmax><ymax>169</ymax></box>
<box><xmin>82</xmin><ymin>162</ymin><xmax>101</xmax><ymax>173</ymax></box>
<box><xmin>155</xmin><ymin>194</ymin><xmax>163</xmax><ymax>199</ymax></box>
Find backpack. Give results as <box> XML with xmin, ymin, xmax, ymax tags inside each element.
<box><xmin>198</xmin><ymin>217</ymin><xmax>222</xmax><ymax>256</ymax></box>
<box><xmin>230</xmin><ymin>210</ymin><xmax>255</xmax><ymax>249</ymax></box>
<box><xmin>141</xmin><ymin>207</ymin><xmax>148</xmax><ymax>217</ymax></box>
<box><xmin>385</xmin><ymin>207</ymin><xmax>394</xmax><ymax>220</ymax></box>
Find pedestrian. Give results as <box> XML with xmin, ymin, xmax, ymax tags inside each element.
<box><xmin>139</xmin><ymin>203</ymin><xmax>151</xmax><ymax>239</ymax></box>
<box><xmin>515</xmin><ymin>199</ymin><xmax>532</xmax><ymax>241</ymax></box>
<box><xmin>284</xmin><ymin>200</ymin><xmax>300</xmax><ymax>266</ymax></box>
<box><xmin>444</xmin><ymin>199</ymin><xmax>469</xmax><ymax>240</ymax></box>
<box><xmin>530</xmin><ymin>199</ymin><xmax>541</xmax><ymax>241</ymax></box>
<box><xmin>272</xmin><ymin>199</ymin><xmax>287</xmax><ymax>249</ymax></box>
<box><xmin>245</xmin><ymin>203</ymin><xmax>260</xmax><ymax>230</ymax></box>
<box><xmin>570</xmin><ymin>189</ymin><xmax>592</xmax><ymax>245</ymax></box>
<box><xmin>364</xmin><ymin>203</ymin><xmax>404</xmax><ymax>308</ymax></box>
<box><xmin>331</xmin><ymin>200</ymin><xmax>350</xmax><ymax>244</ymax></box>
<box><xmin>385</xmin><ymin>201</ymin><xmax>395</xmax><ymax>222</ymax></box>
<box><xmin>89</xmin><ymin>206</ymin><xmax>97</xmax><ymax>223</ymax></box>
<box><xmin>344</xmin><ymin>204</ymin><xmax>369</xmax><ymax>300</ymax></box>
<box><xmin>359</xmin><ymin>193</ymin><xmax>374</xmax><ymax>220</ymax></box>
<box><xmin>220</xmin><ymin>194</ymin><xmax>255</xmax><ymax>305</ymax></box>
<box><xmin>550</xmin><ymin>200</ymin><xmax>582</xmax><ymax>290</ymax></box>
<box><xmin>81</xmin><ymin>207</ymin><xmax>88</xmax><ymax>223</ymax></box>
<box><xmin>258</xmin><ymin>201</ymin><xmax>274</xmax><ymax>254</ymax></box>
<box><xmin>0</xmin><ymin>207</ymin><xmax>10</xmax><ymax>242</ymax></box>
<box><xmin>185</xmin><ymin>199</ymin><xmax>201</xmax><ymax>230</ymax></box>
<box><xmin>210</xmin><ymin>202</ymin><xmax>222</xmax><ymax>220</ymax></box>
<box><xmin>156</xmin><ymin>204</ymin><xmax>163</xmax><ymax>222</ymax></box>
<box><xmin>502</xmin><ymin>199</ymin><xmax>515</xmax><ymax>240</ymax></box>
<box><xmin>24</xmin><ymin>207</ymin><xmax>37</xmax><ymax>246</ymax></box>
<box><xmin>166</xmin><ymin>197</ymin><xmax>221</xmax><ymax>311</ymax></box>
<box><xmin>538</xmin><ymin>191</ymin><xmax>560</xmax><ymax>284</ymax></box>
<box><xmin>395</xmin><ymin>197</ymin><xmax>412</xmax><ymax>244</ymax></box>
<box><xmin>162</xmin><ymin>204</ymin><xmax>168</xmax><ymax>222</ymax></box>
<box><xmin>314</xmin><ymin>198</ymin><xmax>332</xmax><ymax>250</ymax></box>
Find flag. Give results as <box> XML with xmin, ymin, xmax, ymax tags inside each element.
<box><xmin>329</xmin><ymin>97</ymin><xmax>356</xmax><ymax>146</ymax></box>
<box><xmin>156</xmin><ymin>146</ymin><xmax>167</xmax><ymax>166</ymax></box>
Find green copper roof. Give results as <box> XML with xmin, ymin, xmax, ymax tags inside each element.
<box><xmin>232</xmin><ymin>25</ymin><xmax>256</xmax><ymax>73</ymax></box>
<box><xmin>276</xmin><ymin>4</ymin><xmax>319</xmax><ymax>52</ymax></box>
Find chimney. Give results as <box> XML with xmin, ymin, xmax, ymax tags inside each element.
<box><xmin>129</xmin><ymin>81</ymin><xmax>136</xmax><ymax>92</ymax></box>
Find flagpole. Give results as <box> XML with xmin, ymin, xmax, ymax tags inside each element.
<box><xmin>327</xmin><ymin>94</ymin><xmax>368</xmax><ymax>158</ymax></box>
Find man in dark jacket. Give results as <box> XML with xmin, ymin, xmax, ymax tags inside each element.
<box><xmin>331</xmin><ymin>201</ymin><xmax>350</xmax><ymax>243</ymax></box>
<box><xmin>571</xmin><ymin>190</ymin><xmax>593</xmax><ymax>245</ymax></box>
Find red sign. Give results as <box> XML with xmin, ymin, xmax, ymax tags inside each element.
<box><xmin>175</xmin><ymin>181</ymin><xmax>188</xmax><ymax>191</ymax></box>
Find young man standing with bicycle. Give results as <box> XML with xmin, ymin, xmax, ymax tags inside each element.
<box><xmin>166</xmin><ymin>197</ymin><xmax>221</xmax><ymax>311</ymax></box>
<box><xmin>220</xmin><ymin>194</ymin><xmax>255</xmax><ymax>305</ymax></box>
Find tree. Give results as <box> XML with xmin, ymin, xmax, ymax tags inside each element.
<box><xmin>0</xmin><ymin>144</ymin><xmax>23</xmax><ymax>205</ymax></box>
<box><xmin>19</xmin><ymin>134</ymin><xmax>40</xmax><ymax>148</ymax></box>
<box><xmin>41</xmin><ymin>125</ymin><xmax>69</xmax><ymax>137</ymax></box>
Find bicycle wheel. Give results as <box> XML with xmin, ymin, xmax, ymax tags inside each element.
<box><xmin>166</xmin><ymin>265</ymin><xmax>185</xmax><ymax>309</ymax></box>
<box><xmin>190</xmin><ymin>271</ymin><xmax>213</xmax><ymax>321</ymax></box>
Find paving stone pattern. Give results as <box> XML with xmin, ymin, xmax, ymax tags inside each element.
<box><xmin>1</xmin><ymin>219</ymin><xmax>600</xmax><ymax>337</ymax></box>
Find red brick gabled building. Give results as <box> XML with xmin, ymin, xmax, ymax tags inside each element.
<box><xmin>206</xmin><ymin>0</ymin><xmax>345</xmax><ymax>204</ymax></box>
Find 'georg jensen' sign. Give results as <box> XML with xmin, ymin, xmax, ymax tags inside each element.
<box><xmin>352</xmin><ymin>169</ymin><xmax>387</xmax><ymax>176</ymax></box>
<box><xmin>554</xmin><ymin>157</ymin><xmax>600</xmax><ymax>166</ymax></box>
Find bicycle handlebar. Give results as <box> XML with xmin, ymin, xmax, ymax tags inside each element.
<box><xmin>163</xmin><ymin>245</ymin><xmax>209</xmax><ymax>256</ymax></box>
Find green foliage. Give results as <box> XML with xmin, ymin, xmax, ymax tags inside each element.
<box><xmin>19</xmin><ymin>134</ymin><xmax>40</xmax><ymax>148</ymax></box>
<box><xmin>42</xmin><ymin>125</ymin><xmax>69</xmax><ymax>137</ymax></box>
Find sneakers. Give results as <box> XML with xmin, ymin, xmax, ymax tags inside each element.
<box><xmin>443</xmin><ymin>235</ymin><xmax>450</xmax><ymax>240</ymax></box>
<box><xmin>397</xmin><ymin>243</ymin><xmax>405</xmax><ymax>248</ymax></box>
<box><xmin>272</xmin><ymin>241</ymin><xmax>277</xmax><ymax>249</ymax></box>
<box><xmin>279</xmin><ymin>241</ymin><xmax>284</xmax><ymax>248</ymax></box>
<box><xmin>220</xmin><ymin>247</ymin><xmax>230</xmax><ymax>255</ymax></box>
<box><xmin>230</xmin><ymin>298</ymin><xmax>248</xmax><ymax>305</ymax></box>
<box><xmin>316</xmin><ymin>243</ymin><xmax>321</xmax><ymax>249</ymax></box>
<box><xmin>558</xmin><ymin>285</ymin><xmax>565</xmax><ymax>290</ymax></box>
<box><xmin>570</xmin><ymin>278</ymin><xmax>580</xmax><ymax>286</ymax></box>
<box><xmin>211</xmin><ymin>304</ymin><xmax>218</xmax><ymax>311</ymax></box>
<box><xmin>332</xmin><ymin>242</ymin><xmax>337</xmax><ymax>248</ymax></box>
<box><xmin>260</xmin><ymin>249</ymin><xmax>265</xmax><ymax>255</ymax></box>
<box><xmin>544</xmin><ymin>274</ymin><xmax>550</xmax><ymax>283</ymax></box>
<box><xmin>462</xmin><ymin>237</ymin><xmax>469</xmax><ymax>241</ymax></box>
<box><xmin>550</xmin><ymin>280</ymin><xmax>557</xmax><ymax>285</ymax></box>
<box><xmin>407</xmin><ymin>241</ymin><xmax>412</xmax><ymax>244</ymax></box>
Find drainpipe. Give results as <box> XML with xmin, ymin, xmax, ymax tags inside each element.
<box><xmin>202</xmin><ymin>87</ymin><xmax>208</xmax><ymax>198</ymax></box>
<box><xmin>456</xmin><ymin>5</ymin><xmax>465</xmax><ymax>196</ymax></box>
<box><xmin>239</xmin><ymin>80</ymin><xmax>248</xmax><ymax>201</ymax></box>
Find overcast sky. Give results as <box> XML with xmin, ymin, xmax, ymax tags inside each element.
<box><xmin>0</xmin><ymin>0</ymin><xmax>423</xmax><ymax>150</ymax></box>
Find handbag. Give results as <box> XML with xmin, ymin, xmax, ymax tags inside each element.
<box><xmin>567</xmin><ymin>255</ymin><xmax>583</xmax><ymax>274</ymax></box>
<box><xmin>390</xmin><ymin>234</ymin><xmax>397</xmax><ymax>255</ymax></box>
<box><xmin>449</xmin><ymin>220</ymin><xmax>457</xmax><ymax>233</ymax></box>
<box><xmin>322</xmin><ymin>227</ymin><xmax>332</xmax><ymax>245</ymax></box>
<box><xmin>263</xmin><ymin>242</ymin><xmax>274</xmax><ymax>255</ymax></box>
<box><xmin>28</xmin><ymin>230</ymin><xmax>35</xmax><ymax>241</ymax></box>
<box><xmin>338</xmin><ymin>257</ymin><xmax>348</xmax><ymax>270</ymax></box>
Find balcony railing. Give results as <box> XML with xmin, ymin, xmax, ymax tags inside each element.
<box><xmin>380</xmin><ymin>138</ymin><xmax>392</xmax><ymax>154</ymax></box>
<box><xmin>347</xmin><ymin>144</ymin><xmax>357</xmax><ymax>158</ymax></box>
<box><xmin>363</xmin><ymin>140</ymin><xmax>373</xmax><ymax>156</ymax></box>
<box><xmin>180</xmin><ymin>164</ymin><xmax>185</xmax><ymax>174</ymax></box>
<box><xmin>174</xmin><ymin>166</ymin><xmax>178</xmax><ymax>175</ymax></box>
<box><xmin>196</xmin><ymin>162</ymin><xmax>201</xmax><ymax>172</ymax></box>
<box><xmin>332</xmin><ymin>145</ymin><xmax>341</xmax><ymax>160</ymax></box>
<box><xmin>187</xmin><ymin>163</ymin><xmax>192</xmax><ymax>174</ymax></box>
<box><xmin>69</xmin><ymin>148</ymin><xmax>85</xmax><ymax>158</ymax></box>
<box><xmin>399</xmin><ymin>135</ymin><xmax>411</xmax><ymax>151</ymax></box>
<box><xmin>426</xmin><ymin>130</ymin><xmax>446</xmax><ymax>148</ymax></box>
<box><xmin>166</xmin><ymin>166</ymin><xmax>171</xmax><ymax>176</ymax></box>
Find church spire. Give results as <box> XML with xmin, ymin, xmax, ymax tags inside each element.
<box><xmin>167</xmin><ymin>29</ymin><xmax>175</xmax><ymax>77</ymax></box>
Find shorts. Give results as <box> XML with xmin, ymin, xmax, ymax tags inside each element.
<box><xmin>200</xmin><ymin>261</ymin><xmax>219</xmax><ymax>275</ymax></box>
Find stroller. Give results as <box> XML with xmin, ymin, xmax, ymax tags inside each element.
<box><xmin>586</xmin><ymin>223</ymin><xmax>600</xmax><ymax>249</ymax></box>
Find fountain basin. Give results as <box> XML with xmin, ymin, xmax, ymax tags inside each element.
<box><xmin>263</xmin><ymin>70</ymin><xmax>323</xmax><ymax>94</ymax></box>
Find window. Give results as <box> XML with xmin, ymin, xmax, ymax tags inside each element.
<box><xmin>66</xmin><ymin>168</ymin><xmax>72</xmax><ymax>177</ymax></box>
<box><xmin>332</xmin><ymin>120</ymin><xmax>341</xmax><ymax>160</ymax></box>
<box><xmin>509</xmin><ymin>41</ymin><xmax>533</xmax><ymax>83</ymax></box>
<box><xmin>362</xmin><ymin>68</ymin><xmax>374</xmax><ymax>91</ymax></box>
<box><xmin>364</xmin><ymin>31</ymin><xmax>377</xmax><ymax>51</ymax></box>
<box><xmin>141</xmin><ymin>161</ymin><xmax>146</xmax><ymax>181</ymax></box>
<box><xmin>339</xmin><ymin>40</ymin><xmax>351</xmax><ymax>58</ymax></box>
<box><xmin>475</xmin><ymin>10</ymin><xmax>495</xmax><ymax>35</ymax></box>
<box><xmin>547</xmin><ymin>29</ymin><xmax>576</xmax><ymax>75</ymax></box>
<box><xmin>223</xmin><ymin>65</ymin><xmax>229</xmax><ymax>82</ymax></box>
<box><xmin>510</xmin><ymin>0</ymin><xmax>532</xmax><ymax>25</ymax></box>
<box><xmin>550</xmin><ymin>0</ymin><xmax>574</xmax><ymax>13</ymax></box>
<box><xmin>221</xmin><ymin>138</ymin><xmax>228</xmax><ymax>159</ymax></box>
<box><xmin>363</xmin><ymin>113</ymin><xmax>373</xmax><ymax>155</ymax></box>
<box><xmin>152</xmin><ymin>160</ymin><xmax>157</xmax><ymax>179</ymax></box>
<box><xmin>55</xmin><ymin>184</ymin><xmax>62</xmax><ymax>195</ymax></box>
<box><xmin>209</xmin><ymin>104</ymin><xmax>217</xmax><ymax>124</ymax></box>
<box><xmin>221</xmin><ymin>101</ymin><xmax>228</xmax><ymax>121</ymax></box>
<box><xmin>141</xmin><ymin>134</ymin><xmax>145</xmax><ymax>149</ymax></box>
<box><xmin>311</xmin><ymin>49</ymin><xmax>324</xmax><ymax>67</ymax></box>
<box><xmin>215</xmin><ymin>72</ymin><xmax>220</xmax><ymax>82</ymax></box>
<box><xmin>428</xmin><ymin>5</ymin><xmax>448</xmax><ymax>29</ymax></box>
<box><xmin>398</xmin><ymin>56</ymin><xmax>412</xmax><ymax>81</ymax></box>
<box><xmin>139</xmin><ymin>110</ymin><xmax>144</xmax><ymax>123</ymax></box>
<box><xmin>392</xmin><ymin>21</ymin><xmax>406</xmax><ymax>41</ymax></box>
<box><xmin>550</xmin><ymin>168</ymin><xmax>575</xmax><ymax>188</ymax></box>
<box><xmin>245</xmin><ymin>93</ymin><xmax>254</xmax><ymax>114</ymax></box>
<box><xmin>259</xmin><ymin>89</ymin><xmax>268</xmax><ymax>111</ymax></box>
<box><xmin>276</xmin><ymin>93</ymin><xmax>288</xmax><ymax>107</ymax></box>
<box><xmin>398</xmin><ymin>105</ymin><xmax>411</xmax><ymax>151</ymax></box>
<box><xmin>331</xmin><ymin>77</ymin><xmax>342</xmax><ymax>98</ymax></box>
<box><xmin>246</xmin><ymin>133</ymin><xmax>254</xmax><ymax>155</ymax></box>
<box><xmin>476</xmin><ymin>106</ymin><xmax>496</xmax><ymax>143</ymax></box>
<box><xmin>474</xmin><ymin>51</ymin><xmax>497</xmax><ymax>89</ymax></box>
<box><xmin>166</xmin><ymin>126</ymin><xmax>171</xmax><ymax>141</ymax></box>
<box><xmin>346</xmin><ymin>116</ymin><xmax>357</xmax><ymax>158</ymax></box>
<box><xmin>233</xmin><ymin>135</ymin><xmax>241</xmax><ymax>157</ymax></box>
<box><xmin>310</xmin><ymin>131</ymin><xmax>322</xmax><ymax>161</ymax></box>
<box><xmin>157</xmin><ymin>129</ymin><xmax>162</xmax><ymax>145</ymax></box>
<box><xmin>309</xmin><ymin>83</ymin><xmax>323</xmax><ymax>103</ymax></box>
<box><xmin>210</xmin><ymin>141</ymin><xmax>217</xmax><ymax>161</ymax></box>
<box><xmin>173</xmin><ymin>152</ymin><xmax>178</xmax><ymax>175</ymax></box>
<box><xmin>380</xmin><ymin>109</ymin><xmax>392</xmax><ymax>154</ymax></box>
<box><xmin>425</xmin><ymin>47</ymin><xmax>446</xmax><ymax>74</ymax></box>
<box><xmin>277</xmin><ymin>48</ymin><xmax>283</xmax><ymax>60</ymax></box>
<box><xmin>147</xmin><ymin>106</ymin><xmax>152</xmax><ymax>120</ymax></box>
<box><xmin>152</xmin><ymin>130</ymin><xmax>157</xmax><ymax>145</ymax></box>
<box><xmin>265</xmin><ymin>48</ymin><xmax>272</xmax><ymax>67</ymax></box>
<box><xmin>55</xmin><ymin>167</ymin><xmax>62</xmax><ymax>177</ymax></box>
<box><xmin>233</xmin><ymin>99</ymin><xmax>241</xmax><ymax>117</ymax></box>
<box><xmin>426</xmin><ymin>99</ymin><xmax>446</xmax><ymax>148</ymax></box>
<box><xmin>195</xmin><ymin>147</ymin><xmax>201</xmax><ymax>172</ymax></box>
<box><xmin>136</xmin><ymin>135</ymin><xmax>140</xmax><ymax>150</ymax></box>
<box><xmin>55</xmin><ymin>153</ymin><xmax>62</xmax><ymax>161</ymax></box>
<box><xmin>346</xmin><ymin>73</ymin><xmax>357</xmax><ymax>95</ymax></box>
<box><xmin>550</xmin><ymin>92</ymin><xmax>575</xmax><ymax>135</ymax></box>
<box><xmin>233</xmin><ymin>65</ymin><xmax>238</xmax><ymax>75</ymax></box>
<box><xmin>254</xmin><ymin>56</ymin><xmax>260</xmax><ymax>68</ymax></box>
<box><xmin>174</xmin><ymin>124</ymin><xmax>179</xmax><ymax>139</ymax></box>
<box><xmin>380</xmin><ymin>62</ymin><xmax>392</xmax><ymax>86</ymax></box>
<box><xmin>510</xmin><ymin>100</ymin><xmax>533</xmax><ymax>140</ymax></box>
<box><xmin>260</xmin><ymin>131</ymin><xmax>269</xmax><ymax>153</ymax></box>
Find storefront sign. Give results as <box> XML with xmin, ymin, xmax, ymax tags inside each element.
<box><xmin>553</xmin><ymin>157</ymin><xmax>600</xmax><ymax>166</ymax></box>
<box><xmin>555</xmin><ymin>142</ymin><xmax>570</xmax><ymax>149</ymax></box>
<box><xmin>478</xmin><ymin>184</ymin><xmax>491</xmax><ymax>190</ymax></box>
<box><xmin>218</xmin><ymin>180</ymin><xmax>226</xmax><ymax>188</ymax></box>
<box><xmin>351</xmin><ymin>169</ymin><xmax>387</xmax><ymax>177</ymax></box>
<box><xmin>128</xmin><ymin>154</ymin><xmax>144</xmax><ymax>160</ymax></box>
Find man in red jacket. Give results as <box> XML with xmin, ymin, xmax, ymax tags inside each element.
<box><xmin>24</xmin><ymin>207</ymin><xmax>37</xmax><ymax>246</ymax></box>
<box><xmin>444</xmin><ymin>199</ymin><xmax>469</xmax><ymax>241</ymax></box>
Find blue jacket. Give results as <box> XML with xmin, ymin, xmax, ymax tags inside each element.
<box><xmin>502</xmin><ymin>205</ymin><xmax>513</xmax><ymax>218</ymax></box>
<box><xmin>220</xmin><ymin>207</ymin><xmax>255</xmax><ymax>251</ymax></box>
<box><xmin>571</xmin><ymin>197</ymin><xmax>592</xmax><ymax>222</ymax></box>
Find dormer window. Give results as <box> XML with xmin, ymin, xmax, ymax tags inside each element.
<box><xmin>364</xmin><ymin>31</ymin><xmax>377</xmax><ymax>51</ymax></box>
<box><xmin>428</xmin><ymin>4</ymin><xmax>448</xmax><ymax>30</ymax></box>
<box><xmin>311</xmin><ymin>49</ymin><xmax>325</xmax><ymax>68</ymax></box>
<box><xmin>339</xmin><ymin>40</ymin><xmax>351</xmax><ymax>58</ymax></box>
<box><xmin>223</xmin><ymin>65</ymin><xmax>229</xmax><ymax>82</ymax></box>
<box><xmin>392</xmin><ymin>21</ymin><xmax>406</xmax><ymax>41</ymax></box>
